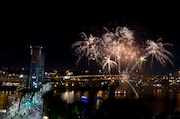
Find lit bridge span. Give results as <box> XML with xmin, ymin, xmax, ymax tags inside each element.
<box><xmin>46</xmin><ymin>74</ymin><xmax>143</xmax><ymax>82</ymax></box>
<box><xmin>49</xmin><ymin>74</ymin><xmax>122</xmax><ymax>80</ymax></box>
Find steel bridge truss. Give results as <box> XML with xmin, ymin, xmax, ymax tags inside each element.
<box><xmin>28</xmin><ymin>46</ymin><xmax>45</xmax><ymax>91</ymax></box>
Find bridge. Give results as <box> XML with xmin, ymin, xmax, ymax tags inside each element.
<box><xmin>0</xmin><ymin>45</ymin><xmax>159</xmax><ymax>119</ymax></box>
<box><xmin>0</xmin><ymin>46</ymin><xmax>46</xmax><ymax>119</ymax></box>
<box><xmin>47</xmin><ymin>74</ymin><xmax>116</xmax><ymax>81</ymax></box>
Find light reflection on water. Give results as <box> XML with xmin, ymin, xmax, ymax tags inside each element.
<box><xmin>58</xmin><ymin>89</ymin><xmax>106</xmax><ymax>110</ymax></box>
<box><xmin>58</xmin><ymin>88</ymin><xmax>180</xmax><ymax>112</ymax></box>
<box><xmin>0</xmin><ymin>93</ymin><xmax>7</xmax><ymax>109</ymax></box>
<box><xmin>1</xmin><ymin>88</ymin><xmax>180</xmax><ymax>113</ymax></box>
<box><xmin>138</xmin><ymin>88</ymin><xmax>180</xmax><ymax>112</ymax></box>
<box><xmin>61</xmin><ymin>90</ymin><xmax>75</xmax><ymax>103</ymax></box>
<box><xmin>0</xmin><ymin>90</ymin><xmax>22</xmax><ymax>109</ymax></box>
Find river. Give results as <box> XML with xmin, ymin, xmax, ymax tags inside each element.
<box><xmin>1</xmin><ymin>85</ymin><xmax>180</xmax><ymax>117</ymax></box>
<box><xmin>54</xmin><ymin>86</ymin><xmax>180</xmax><ymax>113</ymax></box>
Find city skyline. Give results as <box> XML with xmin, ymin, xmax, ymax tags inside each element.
<box><xmin>0</xmin><ymin>2</ymin><xmax>180</xmax><ymax>75</ymax></box>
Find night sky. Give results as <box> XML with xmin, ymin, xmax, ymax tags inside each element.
<box><xmin>0</xmin><ymin>1</ymin><xmax>180</xmax><ymax>75</ymax></box>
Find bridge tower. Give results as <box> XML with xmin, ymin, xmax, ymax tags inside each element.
<box><xmin>28</xmin><ymin>46</ymin><xmax>45</xmax><ymax>91</ymax></box>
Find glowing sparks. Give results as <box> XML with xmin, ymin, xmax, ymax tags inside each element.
<box><xmin>145</xmin><ymin>38</ymin><xmax>174</xmax><ymax>67</ymax></box>
<box><xmin>71</xmin><ymin>26</ymin><xmax>174</xmax><ymax>99</ymax></box>
<box><xmin>71</xmin><ymin>27</ymin><xmax>173</xmax><ymax>73</ymax></box>
<box><xmin>71</xmin><ymin>33</ymin><xmax>101</xmax><ymax>65</ymax></box>
<box><xmin>102</xmin><ymin>56</ymin><xmax>117</xmax><ymax>74</ymax></box>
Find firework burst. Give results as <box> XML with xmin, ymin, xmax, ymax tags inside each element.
<box><xmin>71</xmin><ymin>26</ymin><xmax>174</xmax><ymax>98</ymax></box>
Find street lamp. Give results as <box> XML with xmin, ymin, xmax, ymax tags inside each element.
<box><xmin>43</xmin><ymin>115</ymin><xmax>49</xmax><ymax>119</ymax></box>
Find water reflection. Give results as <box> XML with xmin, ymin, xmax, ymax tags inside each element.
<box><xmin>138</xmin><ymin>88</ymin><xmax>180</xmax><ymax>113</ymax></box>
<box><xmin>176</xmin><ymin>94</ymin><xmax>180</xmax><ymax>111</ymax></box>
<box><xmin>57</xmin><ymin>89</ymin><xmax>107</xmax><ymax>110</ymax></box>
<box><xmin>1</xmin><ymin>87</ymin><xmax>180</xmax><ymax>115</ymax></box>
<box><xmin>61</xmin><ymin>90</ymin><xmax>75</xmax><ymax>103</ymax></box>
<box><xmin>0</xmin><ymin>90</ymin><xmax>22</xmax><ymax>110</ymax></box>
<box><xmin>57</xmin><ymin>88</ymin><xmax>180</xmax><ymax>112</ymax></box>
<box><xmin>0</xmin><ymin>93</ymin><xmax>7</xmax><ymax>109</ymax></box>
